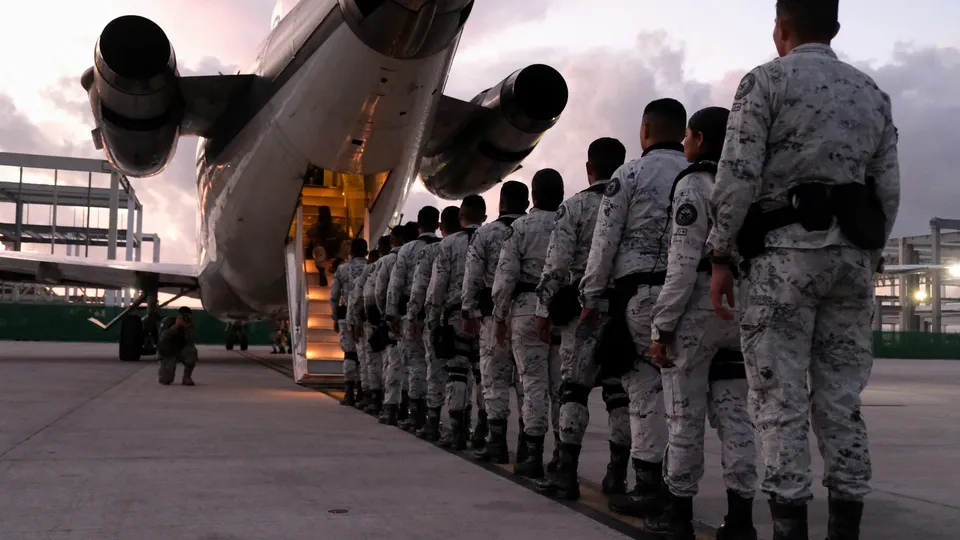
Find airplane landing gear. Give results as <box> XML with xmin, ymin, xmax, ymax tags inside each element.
<box><xmin>119</xmin><ymin>314</ymin><xmax>145</xmax><ymax>362</ymax></box>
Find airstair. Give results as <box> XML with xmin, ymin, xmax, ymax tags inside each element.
<box><xmin>286</xmin><ymin>205</ymin><xmax>345</xmax><ymax>388</ymax></box>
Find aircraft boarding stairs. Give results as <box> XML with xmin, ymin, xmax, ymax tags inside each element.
<box><xmin>285</xmin><ymin>205</ymin><xmax>346</xmax><ymax>389</ymax></box>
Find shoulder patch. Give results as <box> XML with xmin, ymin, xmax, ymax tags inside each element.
<box><xmin>734</xmin><ymin>72</ymin><xmax>756</xmax><ymax>100</ymax></box>
<box><xmin>604</xmin><ymin>178</ymin><xmax>621</xmax><ymax>198</ymax></box>
<box><xmin>675</xmin><ymin>203</ymin><xmax>698</xmax><ymax>227</ymax></box>
<box><xmin>555</xmin><ymin>205</ymin><xmax>567</xmax><ymax>221</ymax></box>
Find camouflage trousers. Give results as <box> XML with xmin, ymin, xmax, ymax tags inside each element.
<box><xmin>338</xmin><ymin>319</ymin><xmax>359</xmax><ymax>382</ymax></box>
<box><xmin>511</xmin><ymin>310</ymin><xmax>561</xmax><ymax>438</ymax></box>
<box><xmin>557</xmin><ymin>318</ymin><xmax>631</xmax><ymax>447</ymax></box>
<box><xmin>442</xmin><ymin>311</ymin><xmax>479</xmax><ymax>413</ymax></box>
<box><xmin>743</xmin><ymin>247</ymin><xmax>874</xmax><ymax>503</ymax></box>
<box><xmin>362</xmin><ymin>322</ymin><xmax>384</xmax><ymax>391</ymax></box>
<box><xmin>661</xmin><ymin>307</ymin><xmax>757</xmax><ymax>498</ymax></box>
<box><xmin>384</xmin><ymin>341</ymin><xmax>403</xmax><ymax>405</ymax></box>
<box><xmin>356</xmin><ymin>328</ymin><xmax>369</xmax><ymax>390</ymax></box>
<box><xmin>423</xmin><ymin>327</ymin><xmax>446</xmax><ymax>409</ymax></box>
<box><xmin>623</xmin><ymin>286</ymin><xmax>668</xmax><ymax>462</ymax></box>
<box><xmin>158</xmin><ymin>345</ymin><xmax>197</xmax><ymax>384</ymax></box>
<box><xmin>479</xmin><ymin>315</ymin><xmax>524</xmax><ymax>421</ymax></box>
<box><xmin>402</xmin><ymin>321</ymin><xmax>428</xmax><ymax>400</ymax></box>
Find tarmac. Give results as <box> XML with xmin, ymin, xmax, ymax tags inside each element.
<box><xmin>1</xmin><ymin>341</ymin><xmax>957</xmax><ymax>539</ymax></box>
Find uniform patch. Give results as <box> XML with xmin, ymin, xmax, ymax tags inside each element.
<box><xmin>675</xmin><ymin>204</ymin><xmax>698</xmax><ymax>226</ymax></box>
<box><xmin>604</xmin><ymin>178</ymin><xmax>621</xmax><ymax>198</ymax></box>
<box><xmin>731</xmin><ymin>102</ymin><xmax>742</xmax><ymax>112</ymax></box>
<box><xmin>555</xmin><ymin>205</ymin><xmax>567</xmax><ymax>221</ymax></box>
<box><xmin>503</xmin><ymin>226</ymin><xmax>514</xmax><ymax>241</ymax></box>
<box><xmin>674</xmin><ymin>227</ymin><xmax>687</xmax><ymax>236</ymax></box>
<box><xmin>734</xmin><ymin>72</ymin><xmax>756</xmax><ymax>100</ymax></box>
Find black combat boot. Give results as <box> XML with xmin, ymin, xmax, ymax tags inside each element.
<box><xmin>409</xmin><ymin>399</ymin><xmax>427</xmax><ymax>433</ymax></box>
<box><xmin>641</xmin><ymin>490</ymin><xmax>696</xmax><ymax>539</ymax></box>
<box><xmin>716</xmin><ymin>490</ymin><xmax>758</xmax><ymax>540</ymax></box>
<box><xmin>398</xmin><ymin>391</ymin><xmax>410</xmax><ymax>422</ymax></box>
<box><xmin>513</xmin><ymin>433</ymin><xmax>545</xmax><ymax>479</ymax></box>
<box><xmin>363</xmin><ymin>389</ymin><xmax>379</xmax><ymax>415</ymax></box>
<box><xmin>398</xmin><ymin>399</ymin><xmax>418</xmax><ymax>431</ymax></box>
<box><xmin>545</xmin><ymin>431</ymin><xmax>561</xmax><ymax>473</ymax></box>
<box><xmin>181</xmin><ymin>365</ymin><xmax>195</xmax><ymax>386</ymax></box>
<box><xmin>534</xmin><ymin>442</ymin><xmax>582</xmax><ymax>500</ymax></box>
<box><xmin>340</xmin><ymin>381</ymin><xmax>356</xmax><ymax>406</ymax></box>
<box><xmin>825</xmin><ymin>498</ymin><xmax>863</xmax><ymax>540</ymax></box>
<box><xmin>471</xmin><ymin>410</ymin><xmax>488</xmax><ymax>450</ymax></box>
<box><xmin>768</xmin><ymin>500</ymin><xmax>809</xmax><ymax>540</ymax></box>
<box><xmin>417</xmin><ymin>407</ymin><xmax>442</xmax><ymax>442</ymax></box>
<box><xmin>437</xmin><ymin>410</ymin><xmax>468</xmax><ymax>450</ymax></box>
<box><xmin>515</xmin><ymin>419</ymin><xmax>528</xmax><ymax>464</ymax></box>
<box><xmin>463</xmin><ymin>405</ymin><xmax>473</xmax><ymax>448</ymax></box>
<box><xmin>354</xmin><ymin>386</ymin><xmax>366</xmax><ymax>409</ymax></box>
<box><xmin>601</xmin><ymin>441</ymin><xmax>631</xmax><ymax>495</ymax></box>
<box><xmin>608</xmin><ymin>459</ymin><xmax>664</xmax><ymax>517</ymax></box>
<box><xmin>474</xmin><ymin>418</ymin><xmax>509</xmax><ymax>464</ymax></box>
<box><xmin>379</xmin><ymin>404</ymin><xmax>398</xmax><ymax>426</ymax></box>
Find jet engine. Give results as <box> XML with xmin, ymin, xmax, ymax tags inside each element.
<box><xmin>83</xmin><ymin>15</ymin><xmax>182</xmax><ymax>177</ymax></box>
<box><xmin>419</xmin><ymin>64</ymin><xmax>569</xmax><ymax>200</ymax></box>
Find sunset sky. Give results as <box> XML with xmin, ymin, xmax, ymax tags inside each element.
<box><xmin>0</xmin><ymin>0</ymin><xmax>957</xmax><ymax>265</ymax></box>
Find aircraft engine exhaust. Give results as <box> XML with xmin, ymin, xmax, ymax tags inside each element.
<box><xmin>339</xmin><ymin>0</ymin><xmax>474</xmax><ymax>59</ymax></box>
<box><xmin>419</xmin><ymin>63</ymin><xmax>570</xmax><ymax>200</ymax></box>
<box><xmin>84</xmin><ymin>15</ymin><xmax>182</xmax><ymax>177</ymax></box>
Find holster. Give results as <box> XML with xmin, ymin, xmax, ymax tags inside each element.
<box><xmin>335</xmin><ymin>305</ymin><xmax>347</xmax><ymax>321</ymax></box>
<box><xmin>831</xmin><ymin>177</ymin><xmax>887</xmax><ymax>250</ymax></box>
<box><xmin>595</xmin><ymin>271</ymin><xmax>666</xmax><ymax>379</ymax></box>
<box><xmin>368</xmin><ymin>322</ymin><xmax>391</xmax><ymax>353</ymax></box>
<box><xmin>547</xmin><ymin>282</ymin><xmax>581</xmax><ymax>327</ymax></box>
<box><xmin>365</xmin><ymin>305</ymin><xmax>382</xmax><ymax>326</ymax></box>
<box><xmin>397</xmin><ymin>294</ymin><xmax>410</xmax><ymax>317</ymax></box>
<box><xmin>476</xmin><ymin>287</ymin><xmax>494</xmax><ymax>318</ymax></box>
<box><xmin>433</xmin><ymin>305</ymin><xmax>462</xmax><ymax>359</ymax></box>
<box><xmin>708</xmin><ymin>349</ymin><xmax>746</xmax><ymax>381</ymax></box>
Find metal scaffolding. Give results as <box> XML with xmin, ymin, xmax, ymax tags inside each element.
<box><xmin>0</xmin><ymin>151</ymin><xmax>162</xmax><ymax>306</ymax></box>
<box><xmin>878</xmin><ymin>217</ymin><xmax>960</xmax><ymax>333</ymax></box>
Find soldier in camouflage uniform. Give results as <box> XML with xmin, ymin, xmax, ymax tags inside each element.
<box><xmin>580</xmin><ymin>98</ymin><xmax>690</xmax><ymax>517</ymax></box>
<box><xmin>707</xmin><ymin>3</ymin><xmax>900</xmax><ymax>538</ymax></box>
<box><xmin>425</xmin><ymin>196</ymin><xmax>485</xmax><ymax>450</ymax></box>
<box><xmin>348</xmin><ymin>245</ymin><xmax>382</xmax><ymax>410</ymax></box>
<box><xmin>463</xmin><ymin>182</ymin><xmax>529</xmax><ymax>463</ymax></box>
<box><xmin>157</xmin><ymin>315</ymin><xmax>184</xmax><ymax>385</ymax></box>
<box><xmin>406</xmin><ymin>206</ymin><xmax>459</xmax><ymax>441</ymax></box>
<box><xmin>360</xmin><ymin>236</ymin><xmax>392</xmax><ymax>415</ymax></box>
<box><xmin>643</xmin><ymin>107</ymin><xmax>757</xmax><ymax>539</ymax></box>
<box><xmin>493</xmin><ymin>169</ymin><xmax>565</xmax><ymax>480</ymax></box>
<box><xmin>533</xmin><ymin>138</ymin><xmax>631</xmax><ymax>500</ymax></box>
<box><xmin>374</xmin><ymin>227</ymin><xmax>409</xmax><ymax>425</ymax></box>
<box><xmin>331</xmin><ymin>238</ymin><xmax>368</xmax><ymax>406</ymax></box>
<box><xmin>387</xmin><ymin>208</ymin><xmax>441</xmax><ymax>433</ymax></box>
<box><xmin>177</xmin><ymin>307</ymin><xmax>198</xmax><ymax>386</ymax></box>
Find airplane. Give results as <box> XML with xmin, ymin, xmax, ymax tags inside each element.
<box><xmin>0</xmin><ymin>0</ymin><xmax>570</xmax><ymax>370</ymax></box>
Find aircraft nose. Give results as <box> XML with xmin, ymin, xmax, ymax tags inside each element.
<box><xmin>340</xmin><ymin>0</ymin><xmax>474</xmax><ymax>59</ymax></box>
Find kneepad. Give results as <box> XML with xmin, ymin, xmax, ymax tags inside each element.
<box><xmin>559</xmin><ymin>381</ymin><xmax>591</xmax><ymax>406</ymax></box>
<box><xmin>601</xmin><ymin>382</ymin><xmax>630</xmax><ymax>412</ymax></box>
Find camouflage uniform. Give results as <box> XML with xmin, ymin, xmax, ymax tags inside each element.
<box><xmin>362</xmin><ymin>257</ymin><xmax>386</xmax><ymax>413</ymax></box>
<box><xmin>387</xmin><ymin>232</ymin><xmax>440</xmax><ymax>430</ymax></box>
<box><xmin>644</xmin><ymin>163</ymin><xmax>758</xmax><ymax>537</ymax></box>
<box><xmin>157</xmin><ymin>316</ymin><xmax>189</xmax><ymax>385</ymax></box>
<box><xmin>332</xmin><ymin>256</ymin><xmax>367</xmax><ymax>404</ymax></box>
<box><xmin>709</xmin><ymin>44</ymin><xmax>900</xmax><ymax>535</ymax></box>
<box><xmin>375</xmin><ymin>247</ymin><xmax>403</xmax><ymax>423</ymax></box>
<box><xmin>405</xmin><ymin>239</ymin><xmax>444</xmax><ymax>439</ymax></box>
<box><xmin>493</xmin><ymin>209</ymin><xmax>561</xmax><ymax>479</ymax></box>
<box><xmin>532</xmin><ymin>180</ymin><xmax>632</xmax><ymax>499</ymax></box>
<box><xmin>463</xmin><ymin>214</ymin><xmax>526</xmax><ymax>462</ymax></box>
<box><xmin>425</xmin><ymin>225</ymin><xmax>480</xmax><ymax>449</ymax></box>
<box><xmin>581</xmin><ymin>143</ymin><xmax>688</xmax><ymax>515</ymax></box>
<box><xmin>348</xmin><ymin>262</ymin><xmax>375</xmax><ymax>404</ymax></box>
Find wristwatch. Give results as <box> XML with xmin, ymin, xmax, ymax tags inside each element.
<box><xmin>710</xmin><ymin>252</ymin><xmax>732</xmax><ymax>266</ymax></box>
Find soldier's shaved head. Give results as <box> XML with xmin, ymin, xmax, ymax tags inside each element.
<box><xmin>776</xmin><ymin>0</ymin><xmax>840</xmax><ymax>43</ymax></box>
<box><xmin>641</xmin><ymin>98</ymin><xmax>687</xmax><ymax>144</ymax></box>
<box><xmin>499</xmin><ymin>180</ymin><xmax>529</xmax><ymax>215</ymax></box>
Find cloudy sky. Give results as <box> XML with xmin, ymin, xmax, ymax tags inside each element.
<box><xmin>1</xmin><ymin>0</ymin><xmax>958</xmax><ymax>264</ymax></box>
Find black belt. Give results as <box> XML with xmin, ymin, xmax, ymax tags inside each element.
<box><xmin>613</xmin><ymin>270</ymin><xmax>667</xmax><ymax>293</ymax></box>
<box><xmin>511</xmin><ymin>281</ymin><xmax>538</xmax><ymax>299</ymax></box>
<box><xmin>476</xmin><ymin>287</ymin><xmax>494</xmax><ymax>317</ymax></box>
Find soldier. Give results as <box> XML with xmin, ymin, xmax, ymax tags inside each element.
<box><xmin>387</xmin><ymin>207</ymin><xmax>442</xmax><ymax>433</ymax></box>
<box><xmin>331</xmin><ymin>238</ymin><xmax>369</xmax><ymax>406</ymax></box>
<box><xmin>407</xmin><ymin>206</ymin><xmax>460</xmax><ymax>440</ymax></box>
<box><xmin>493</xmin><ymin>169</ymin><xmax>565</xmax><ymax>479</ymax></box>
<box><xmin>177</xmin><ymin>307</ymin><xmax>198</xmax><ymax>386</ymax></box>
<box><xmin>533</xmin><ymin>138</ymin><xmax>631</xmax><ymax>500</ymax></box>
<box><xmin>463</xmin><ymin>181</ymin><xmax>530</xmax><ymax>463</ymax></box>
<box><xmin>643</xmin><ymin>107</ymin><xmax>758</xmax><ymax>538</ymax></box>
<box><xmin>580</xmin><ymin>98</ymin><xmax>690</xmax><ymax>517</ymax></box>
<box><xmin>707</xmin><ymin>3</ymin><xmax>899</xmax><ymax>538</ymax></box>
<box><xmin>374</xmin><ymin>225</ymin><xmax>410</xmax><ymax>425</ymax></box>
<box><xmin>425</xmin><ymin>196</ymin><xmax>485</xmax><ymax>449</ymax></box>
<box><xmin>348</xmin><ymin>244</ymin><xmax>382</xmax><ymax>410</ymax></box>
<box><xmin>157</xmin><ymin>314</ymin><xmax>185</xmax><ymax>386</ymax></box>
<box><xmin>360</xmin><ymin>236</ymin><xmax>393</xmax><ymax>415</ymax></box>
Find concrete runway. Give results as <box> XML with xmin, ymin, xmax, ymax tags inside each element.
<box><xmin>1</xmin><ymin>342</ymin><xmax>957</xmax><ymax>539</ymax></box>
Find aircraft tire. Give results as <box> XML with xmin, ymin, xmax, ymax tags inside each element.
<box><xmin>240</xmin><ymin>335</ymin><xmax>248</xmax><ymax>351</ymax></box>
<box><xmin>119</xmin><ymin>314</ymin><xmax>144</xmax><ymax>362</ymax></box>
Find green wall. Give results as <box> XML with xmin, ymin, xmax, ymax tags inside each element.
<box><xmin>1</xmin><ymin>303</ymin><xmax>959</xmax><ymax>359</ymax></box>
<box><xmin>0</xmin><ymin>302</ymin><xmax>274</xmax><ymax>345</ymax></box>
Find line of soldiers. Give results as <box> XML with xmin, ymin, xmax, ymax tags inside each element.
<box><xmin>328</xmin><ymin>3</ymin><xmax>899</xmax><ymax>539</ymax></box>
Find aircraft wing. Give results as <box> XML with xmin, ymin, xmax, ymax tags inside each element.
<box><xmin>880</xmin><ymin>264</ymin><xmax>953</xmax><ymax>276</ymax></box>
<box><xmin>0</xmin><ymin>251</ymin><xmax>199</xmax><ymax>296</ymax></box>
